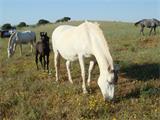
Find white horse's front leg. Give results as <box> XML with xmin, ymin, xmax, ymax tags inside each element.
<box><xmin>66</xmin><ymin>60</ymin><xmax>73</xmax><ymax>84</ymax></box>
<box><xmin>19</xmin><ymin>44</ymin><xmax>22</xmax><ymax>56</ymax></box>
<box><xmin>87</xmin><ymin>61</ymin><xmax>95</xmax><ymax>87</ymax></box>
<box><xmin>13</xmin><ymin>44</ymin><xmax>17</xmax><ymax>52</ymax></box>
<box><xmin>78</xmin><ymin>55</ymin><xmax>88</xmax><ymax>94</ymax></box>
<box><xmin>31</xmin><ymin>44</ymin><xmax>33</xmax><ymax>53</ymax></box>
<box><xmin>54</xmin><ymin>51</ymin><xmax>60</xmax><ymax>82</ymax></box>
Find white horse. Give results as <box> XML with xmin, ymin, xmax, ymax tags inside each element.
<box><xmin>7</xmin><ymin>31</ymin><xmax>36</xmax><ymax>58</ymax></box>
<box><xmin>52</xmin><ymin>21</ymin><xmax>118</xmax><ymax>101</ymax></box>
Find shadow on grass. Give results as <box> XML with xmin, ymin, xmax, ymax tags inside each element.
<box><xmin>115</xmin><ymin>87</ymin><xmax>160</xmax><ymax>103</ymax></box>
<box><xmin>121</xmin><ymin>63</ymin><xmax>160</xmax><ymax>81</ymax></box>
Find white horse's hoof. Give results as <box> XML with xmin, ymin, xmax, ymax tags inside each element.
<box><xmin>87</xmin><ymin>82</ymin><xmax>90</xmax><ymax>87</ymax></box>
<box><xmin>69</xmin><ymin>80</ymin><xmax>73</xmax><ymax>84</ymax></box>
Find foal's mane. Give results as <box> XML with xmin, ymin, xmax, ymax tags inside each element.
<box><xmin>8</xmin><ymin>32</ymin><xmax>16</xmax><ymax>48</ymax></box>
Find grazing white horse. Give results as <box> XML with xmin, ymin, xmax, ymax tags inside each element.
<box><xmin>7</xmin><ymin>31</ymin><xmax>36</xmax><ymax>58</ymax></box>
<box><xmin>52</xmin><ymin>21</ymin><xmax>118</xmax><ymax>101</ymax></box>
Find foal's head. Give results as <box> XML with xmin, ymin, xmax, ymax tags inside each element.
<box><xmin>40</xmin><ymin>32</ymin><xmax>49</xmax><ymax>43</ymax></box>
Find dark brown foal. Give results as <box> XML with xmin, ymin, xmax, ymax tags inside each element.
<box><xmin>35</xmin><ymin>32</ymin><xmax>50</xmax><ymax>72</ymax></box>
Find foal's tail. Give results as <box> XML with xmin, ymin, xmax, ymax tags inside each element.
<box><xmin>134</xmin><ymin>20</ymin><xmax>143</xmax><ymax>26</ymax></box>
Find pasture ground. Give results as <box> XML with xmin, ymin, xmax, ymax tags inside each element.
<box><xmin>0</xmin><ymin>21</ymin><xmax>160</xmax><ymax>120</ymax></box>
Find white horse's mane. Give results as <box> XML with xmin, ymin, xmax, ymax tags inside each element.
<box><xmin>83</xmin><ymin>21</ymin><xmax>113</xmax><ymax>69</ymax></box>
<box><xmin>83</xmin><ymin>21</ymin><xmax>107</xmax><ymax>46</ymax></box>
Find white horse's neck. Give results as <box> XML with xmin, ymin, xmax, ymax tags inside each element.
<box><xmin>8</xmin><ymin>32</ymin><xmax>16</xmax><ymax>49</ymax></box>
<box><xmin>94</xmin><ymin>44</ymin><xmax>113</xmax><ymax>77</ymax></box>
<box><xmin>85</xmin><ymin>22</ymin><xmax>114</xmax><ymax>75</ymax></box>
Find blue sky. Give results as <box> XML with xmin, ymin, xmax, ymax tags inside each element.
<box><xmin>0</xmin><ymin>0</ymin><xmax>159</xmax><ymax>25</ymax></box>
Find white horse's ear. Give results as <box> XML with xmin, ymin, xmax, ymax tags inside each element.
<box><xmin>85</xmin><ymin>20</ymin><xmax>89</xmax><ymax>23</ymax></box>
<box><xmin>94</xmin><ymin>22</ymin><xmax>100</xmax><ymax>26</ymax></box>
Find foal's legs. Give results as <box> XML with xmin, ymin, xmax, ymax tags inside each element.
<box><xmin>78</xmin><ymin>55</ymin><xmax>88</xmax><ymax>94</ymax></box>
<box><xmin>87</xmin><ymin>60</ymin><xmax>95</xmax><ymax>87</ymax></box>
<box><xmin>39</xmin><ymin>55</ymin><xmax>43</xmax><ymax>68</ymax></box>
<box><xmin>54</xmin><ymin>51</ymin><xmax>60</xmax><ymax>81</ymax></box>
<box><xmin>43</xmin><ymin>56</ymin><xmax>46</xmax><ymax>70</ymax></box>
<box><xmin>66</xmin><ymin>60</ymin><xmax>73</xmax><ymax>84</ymax></box>
<box><xmin>35</xmin><ymin>52</ymin><xmax>39</xmax><ymax>70</ymax></box>
<box><xmin>46</xmin><ymin>54</ymin><xmax>49</xmax><ymax>72</ymax></box>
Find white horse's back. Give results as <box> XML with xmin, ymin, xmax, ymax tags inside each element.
<box><xmin>17</xmin><ymin>31</ymin><xmax>36</xmax><ymax>44</ymax></box>
<box><xmin>52</xmin><ymin>22</ymin><xmax>92</xmax><ymax>61</ymax></box>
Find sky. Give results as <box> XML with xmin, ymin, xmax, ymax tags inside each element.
<box><xmin>0</xmin><ymin>0</ymin><xmax>160</xmax><ymax>25</ymax></box>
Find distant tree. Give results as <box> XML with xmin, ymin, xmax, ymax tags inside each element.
<box><xmin>56</xmin><ymin>17</ymin><xmax>71</xmax><ymax>23</ymax></box>
<box><xmin>55</xmin><ymin>19</ymin><xmax>61</xmax><ymax>23</ymax></box>
<box><xmin>17</xmin><ymin>22</ymin><xmax>27</xmax><ymax>28</ymax></box>
<box><xmin>1</xmin><ymin>23</ymin><xmax>12</xmax><ymax>30</ymax></box>
<box><xmin>37</xmin><ymin>19</ymin><xmax>50</xmax><ymax>25</ymax></box>
<box><xmin>63</xmin><ymin>17</ymin><xmax>71</xmax><ymax>22</ymax></box>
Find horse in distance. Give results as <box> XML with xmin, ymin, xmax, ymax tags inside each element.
<box><xmin>7</xmin><ymin>31</ymin><xmax>36</xmax><ymax>58</ymax></box>
<box><xmin>134</xmin><ymin>18</ymin><xmax>160</xmax><ymax>35</ymax></box>
<box><xmin>35</xmin><ymin>32</ymin><xmax>50</xmax><ymax>72</ymax></box>
<box><xmin>52</xmin><ymin>21</ymin><xmax>119</xmax><ymax>101</ymax></box>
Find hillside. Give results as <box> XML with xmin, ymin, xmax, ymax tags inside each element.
<box><xmin>0</xmin><ymin>21</ymin><xmax>160</xmax><ymax>120</ymax></box>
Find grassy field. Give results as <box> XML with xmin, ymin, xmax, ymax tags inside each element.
<box><xmin>0</xmin><ymin>21</ymin><xmax>160</xmax><ymax>120</ymax></box>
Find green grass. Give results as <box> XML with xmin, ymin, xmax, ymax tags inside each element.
<box><xmin>0</xmin><ymin>21</ymin><xmax>160</xmax><ymax>120</ymax></box>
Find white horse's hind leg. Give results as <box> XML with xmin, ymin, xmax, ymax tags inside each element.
<box><xmin>66</xmin><ymin>60</ymin><xmax>73</xmax><ymax>84</ymax></box>
<box><xmin>54</xmin><ymin>51</ymin><xmax>60</xmax><ymax>82</ymax></box>
<box><xmin>78</xmin><ymin>55</ymin><xmax>88</xmax><ymax>94</ymax></box>
<box><xmin>87</xmin><ymin>61</ymin><xmax>94</xmax><ymax>87</ymax></box>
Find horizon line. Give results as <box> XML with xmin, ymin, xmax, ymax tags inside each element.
<box><xmin>0</xmin><ymin>18</ymin><xmax>144</xmax><ymax>26</ymax></box>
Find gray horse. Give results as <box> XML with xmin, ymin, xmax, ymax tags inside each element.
<box><xmin>135</xmin><ymin>18</ymin><xmax>160</xmax><ymax>35</ymax></box>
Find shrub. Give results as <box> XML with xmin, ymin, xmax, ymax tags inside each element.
<box><xmin>1</xmin><ymin>23</ymin><xmax>12</xmax><ymax>30</ymax></box>
<box><xmin>17</xmin><ymin>22</ymin><xmax>27</xmax><ymax>28</ymax></box>
<box><xmin>37</xmin><ymin>19</ymin><xmax>50</xmax><ymax>25</ymax></box>
<box><xmin>56</xmin><ymin>17</ymin><xmax>71</xmax><ymax>23</ymax></box>
<box><xmin>63</xmin><ymin>17</ymin><xmax>71</xmax><ymax>22</ymax></box>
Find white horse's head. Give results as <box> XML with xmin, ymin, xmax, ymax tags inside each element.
<box><xmin>98</xmin><ymin>65</ymin><xmax>119</xmax><ymax>101</ymax></box>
